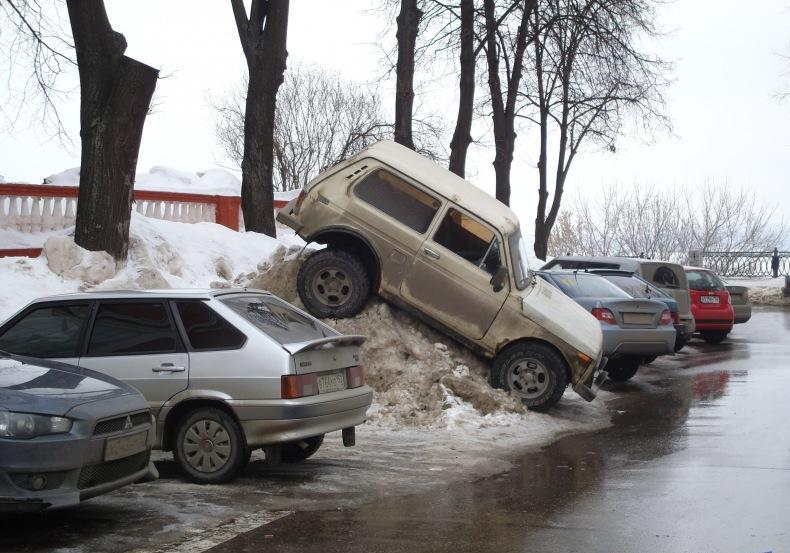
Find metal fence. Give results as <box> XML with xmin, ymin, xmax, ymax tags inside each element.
<box><xmin>699</xmin><ymin>250</ymin><xmax>790</xmax><ymax>278</ymax></box>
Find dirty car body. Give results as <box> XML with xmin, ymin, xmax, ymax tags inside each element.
<box><xmin>0</xmin><ymin>290</ymin><xmax>373</xmax><ymax>483</ymax></box>
<box><xmin>277</xmin><ymin>140</ymin><xmax>605</xmax><ymax>411</ymax></box>
<box><xmin>0</xmin><ymin>352</ymin><xmax>157</xmax><ymax>512</ymax></box>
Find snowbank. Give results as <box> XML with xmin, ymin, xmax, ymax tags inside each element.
<box><xmin>725</xmin><ymin>277</ymin><xmax>788</xmax><ymax>306</ymax></box>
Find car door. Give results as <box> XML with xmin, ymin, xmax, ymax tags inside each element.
<box><xmin>400</xmin><ymin>205</ymin><xmax>509</xmax><ymax>339</ymax></box>
<box><xmin>345</xmin><ymin>168</ymin><xmax>443</xmax><ymax>292</ymax></box>
<box><xmin>79</xmin><ymin>300</ymin><xmax>188</xmax><ymax>410</ymax></box>
<box><xmin>0</xmin><ymin>301</ymin><xmax>92</xmax><ymax>366</ymax></box>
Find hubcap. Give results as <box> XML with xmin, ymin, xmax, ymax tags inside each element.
<box><xmin>506</xmin><ymin>357</ymin><xmax>551</xmax><ymax>399</ymax></box>
<box><xmin>312</xmin><ymin>268</ymin><xmax>353</xmax><ymax>306</ymax></box>
<box><xmin>183</xmin><ymin>419</ymin><xmax>232</xmax><ymax>473</ymax></box>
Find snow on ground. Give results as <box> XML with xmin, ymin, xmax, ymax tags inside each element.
<box><xmin>725</xmin><ymin>276</ymin><xmax>788</xmax><ymax>306</ymax></box>
<box><xmin>0</xmin><ymin>213</ymin><xmax>610</xmax><ymax>435</ymax></box>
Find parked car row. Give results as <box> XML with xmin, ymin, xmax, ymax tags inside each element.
<box><xmin>0</xmin><ymin>289</ymin><xmax>373</xmax><ymax>510</ymax></box>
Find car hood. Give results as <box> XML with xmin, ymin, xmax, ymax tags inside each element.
<box><xmin>0</xmin><ymin>355</ymin><xmax>134</xmax><ymax>417</ymax></box>
<box><xmin>520</xmin><ymin>277</ymin><xmax>602</xmax><ymax>358</ymax></box>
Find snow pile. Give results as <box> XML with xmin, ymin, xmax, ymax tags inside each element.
<box><xmin>238</xmin><ymin>254</ymin><xmax>534</xmax><ymax>429</ymax></box>
<box><xmin>725</xmin><ymin>277</ymin><xmax>788</xmax><ymax>306</ymax></box>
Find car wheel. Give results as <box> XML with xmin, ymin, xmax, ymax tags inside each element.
<box><xmin>606</xmin><ymin>358</ymin><xmax>640</xmax><ymax>382</ymax></box>
<box><xmin>642</xmin><ymin>355</ymin><xmax>658</xmax><ymax>365</ymax></box>
<box><xmin>491</xmin><ymin>342</ymin><xmax>567</xmax><ymax>412</ymax></box>
<box><xmin>701</xmin><ymin>330</ymin><xmax>728</xmax><ymax>344</ymax></box>
<box><xmin>297</xmin><ymin>249</ymin><xmax>371</xmax><ymax>318</ymax></box>
<box><xmin>280</xmin><ymin>435</ymin><xmax>324</xmax><ymax>463</ymax></box>
<box><xmin>674</xmin><ymin>333</ymin><xmax>686</xmax><ymax>352</ymax></box>
<box><xmin>174</xmin><ymin>407</ymin><xmax>247</xmax><ymax>484</ymax></box>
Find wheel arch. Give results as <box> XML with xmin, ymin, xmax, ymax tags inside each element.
<box><xmin>306</xmin><ymin>227</ymin><xmax>382</xmax><ymax>291</ymax></box>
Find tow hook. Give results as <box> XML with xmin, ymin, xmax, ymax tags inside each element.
<box><xmin>342</xmin><ymin>426</ymin><xmax>356</xmax><ymax>447</ymax></box>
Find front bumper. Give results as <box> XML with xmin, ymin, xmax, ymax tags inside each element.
<box><xmin>230</xmin><ymin>387</ymin><xmax>373</xmax><ymax>447</ymax></box>
<box><xmin>275</xmin><ymin>198</ymin><xmax>303</xmax><ymax>233</ymax></box>
<box><xmin>573</xmin><ymin>355</ymin><xmax>608</xmax><ymax>402</ymax></box>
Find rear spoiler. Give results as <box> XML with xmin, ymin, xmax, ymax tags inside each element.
<box><xmin>282</xmin><ymin>335</ymin><xmax>367</xmax><ymax>355</ymax></box>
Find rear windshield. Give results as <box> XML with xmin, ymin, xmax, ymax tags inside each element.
<box><xmin>686</xmin><ymin>270</ymin><xmax>726</xmax><ymax>291</ymax></box>
<box><xmin>542</xmin><ymin>259</ymin><xmax>621</xmax><ymax>270</ymax></box>
<box><xmin>546</xmin><ymin>273</ymin><xmax>631</xmax><ymax>299</ymax></box>
<box><xmin>221</xmin><ymin>295</ymin><xmax>335</xmax><ymax>344</ymax></box>
<box><xmin>599</xmin><ymin>274</ymin><xmax>669</xmax><ymax>299</ymax></box>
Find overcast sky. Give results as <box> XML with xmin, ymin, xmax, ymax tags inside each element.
<box><xmin>2</xmin><ymin>0</ymin><xmax>789</xmax><ymax>231</ymax></box>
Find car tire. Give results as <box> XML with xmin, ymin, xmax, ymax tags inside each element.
<box><xmin>280</xmin><ymin>435</ymin><xmax>324</xmax><ymax>463</ymax></box>
<box><xmin>491</xmin><ymin>342</ymin><xmax>567</xmax><ymax>412</ymax></box>
<box><xmin>298</xmin><ymin>249</ymin><xmax>371</xmax><ymax>318</ymax></box>
<box><xmin>701</xmin><ymin>330</ymin><xmax>728</xmax><ymax>344</ymax></box>
<box><xmin>642</xmin><ymin>355</ymin><xmax>658</xmax><ymax>365</ymax></box>
<box><xmin>173</xmin><ymin>407</ymin><xmax>247</xmax><ymax>484</ymax></box>
<box><xmin>606</xmin><ymin>358</ymin><xmax>640</xmax><ymax>382</ymax></box>
<box><xmin>674</xmin><ymin>333</ymin><xmax>687</xmax><ymax>352</ymax></box>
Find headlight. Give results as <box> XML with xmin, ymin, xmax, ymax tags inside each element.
<box><xmin>0</xmin><ymin>411</ymin><xmax>72</xmax><ymax>439</ymax></box>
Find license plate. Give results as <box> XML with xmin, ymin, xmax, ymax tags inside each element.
<box><xmin>104</xmin><ymin>430</ymin><xmax>148</xmax><ymax>461</ymax></box>
<box><xmin>623</xmin><ymin>313</ymin><xmax>653</xmax><ymax>325</ymax></box>
<box><xmin>317</xmin><ymin>371</ymin><xmax>347</xmax><ymax>394</ymax></box>
<box><xmin>700</xmin><ymin>295</ymin><xmax>720</xmax><ymax>304</ymax></box>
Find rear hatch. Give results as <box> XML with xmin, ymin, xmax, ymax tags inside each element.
<box><xmin>726</xmin><ymin>285</ymin><xmax>749</xmax><ymax>306</ymax></box>
<box><xmin>282</xmin><ymin>336</ymin><xmax>366</xmax><ymax>394</ymax></box>
<box><xmin>640</xmin><ymin>262</ymin><xmax>692</xmax><ymax>317</ymax></box>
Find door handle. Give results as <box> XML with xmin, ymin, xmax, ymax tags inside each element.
<box><xmin>152</xmin><ymin>364</ymin><xmax>186</xmax><ymax>373</ymax></box>
<box><xmin>423</xmin><ymin>247</ymin><xmax>440</xmax><ymax>260</ymax></box>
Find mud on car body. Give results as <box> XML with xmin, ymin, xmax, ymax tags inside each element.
<box><xmin>277</xmin><ymin>140</ymin><xmax>606</xmax><ymax>412</ymax></box>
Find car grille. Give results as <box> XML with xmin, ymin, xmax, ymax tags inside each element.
<box><xmin>77</xmin><ymin>451</ymin><xmax>149</xmax><ymax>490</ymax></box>
<box><xmin>93</xmin><ymin>411</ymin><xmax>151</xmax><ymax>435</ymax></box>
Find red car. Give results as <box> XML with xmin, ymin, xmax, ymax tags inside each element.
<box><xmin>684</xmin><ymin>267</ymin><xmax>734</xmax><ymax>343</ymax></box>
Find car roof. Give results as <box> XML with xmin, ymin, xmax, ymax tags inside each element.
<box><xmin>28</xmin><ymin>288</ymin><xmax>272</xmax><ymax>304</ymax></box>
<box><xmin>343</xmin><ymin>141</ymin><xmax>520</xmax><ymax>236</ymax></box>
<box><xmin>546</xmin><ymin>256</ymin><xmax>683</xmax><ymax>269</ymax></box>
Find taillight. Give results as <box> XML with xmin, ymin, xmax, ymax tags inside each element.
<box><xmin>346</xmin><ymin>365</ymin><xmax>365</xmax><ymax>388</ymax></box>
<box><xmin>659</xmin><ymin>309</ymin><xmax>673</xmax><ymax>326</ymax></box>
<box><xmin>591</xmin><ymin>308</ymin><xmax>616</xmax><ymax>324</ymax></box>
<box><xmin>281</xmin><ymin>373</ymin><xmax>318</xmax><ymax>399</ymax></box>
<box><xmin>293</xmin><ymin>188</ymin><xmax>307</xmax><ymax>213</ymax></box>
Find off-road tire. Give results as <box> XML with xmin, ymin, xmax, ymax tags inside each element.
<box><xmin>280</xmin><ymin>435</ymin><xmax>325</xmax><ymax>463</ymax></box>
<box><xmin>606</xmin><ymin>358</ymin><xmax>640</xmax><ymax>382</ymax></box>
<box><xmin>701</xmin><ymin>330</ymin><xmax>728</xmax><ymax>344</ymax></box>
<box><xmin>491</xmin><ymin>342</ymin><xmax>568</xmax><ymax>412</ymax></box>
<box><xmin>173</xmin><ymin>407</ymin><xmax>247</xmax><ymax>484</ymax></box>
<box><xmin>297</xmin><ymin>249</ymin><xmax>371</xmax><ymax>318</ymax></box>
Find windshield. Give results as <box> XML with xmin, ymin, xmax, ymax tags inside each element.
<box><xmin>508</xmin><ymin>231</ymin><xmax>532</xmax><ymax>290</ymax></box>
<box><xmin>221</xmin><ymin>295</ymin><xmax>336</xmax><ymax>344</ymax></box>
<box><xmin>686</xmin><ymin>270</ymin><xmax>726</xmax><ymax>291</ymax></box>
<box><xmin>547</xmin><ymin>273</ymin><xmax>632</xmax><ymax>299</ymax></box>
<box><xmin>600</xmin><ymin>274</ymin><xmax>669</xmax><ymax>299</ymax></box>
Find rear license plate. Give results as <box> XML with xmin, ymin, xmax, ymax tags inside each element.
<box><xmin>700</xmin><ymin>295</ymin><xmax>720</xmax><ymax>304</ymax></box>
<box><xmin>317</xmin><ymin>371</ymin><xmax>347</xmax><ymax>394</ymax></box>
<box><xmin>623</xmin><ymin>313</ymin><xmax>653</xmax><ymax>325</ymax></box>
<box><xmin>104</xmin><ymin>430</ymin><xmax>148</xmax><ymax>462</ymax></box>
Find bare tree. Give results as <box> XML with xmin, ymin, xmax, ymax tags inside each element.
<box><xmin>67</xmin><ymin>0</ymin><xmax>158</xmax><ymax>261</ymax></box>
<box><xmin>526</xmin><ymin>0</ymin><xmax>670</xmax><ymax>260</ymax></box>
<box><xmin>483</xmin><ymin>0</ymin><xmax>537</xmax><ymax>206</ymax></box>
<box><xmin>212</xmin><ymin>65</ymin><xmax>390</xmax><ymax>191</ymax></box>
<box><xmin>231</xmin><ymin>0</ymin><xmax>290</xmax><ymax>237</ymax></box>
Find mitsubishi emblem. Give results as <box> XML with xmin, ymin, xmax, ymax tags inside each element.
<box><xmin>123</xmin><ymin>416</ymin><xmax>133</xmax><ymax>430</ymax></box>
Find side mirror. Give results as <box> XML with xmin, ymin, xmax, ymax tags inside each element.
<box><xmin>490</xmin><ymin>266</ymin><xmax>509</xmax><ymax>293</ymax></box>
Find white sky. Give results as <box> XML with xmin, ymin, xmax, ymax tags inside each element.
<box><xmin>2</xmin><ymin>0</ymin><xmax>790</xmax><ymax>232</ymax></box>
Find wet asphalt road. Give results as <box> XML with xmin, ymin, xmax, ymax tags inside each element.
<box><xmin>209</xmin><ymin>307</ymin><xmax>790</xmax><ymax>553</ymax></box>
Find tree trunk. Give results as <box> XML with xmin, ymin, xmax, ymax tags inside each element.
<box><xmin>448</xmin><ymin>0</ymin><xmax>475</xmax><ymax>178</ymax></box>
<box><xmin>233</xmin><ymin>0</ymin><xmax>290</xmax><ymax>237</ymax></box>
<box><xmin>395</xmin><ymin>0</ymin><xmax>421</xmax><ymax>150</ymax></box>
<box><xmin>67</xmin><ymin>0</ymin><xmax>158</xmax><ymax>261</ymax></box>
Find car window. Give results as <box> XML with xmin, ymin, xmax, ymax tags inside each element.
<box><xmin>87</xmin><ymin>302</ymin><xmax>179</xmax><ymax>356</ymax></box>
<box><xmin>548</xmin><ymin>273</ymin><xmax>632</xmax><ymax>299</ymax></box>
<box><xmin>434</xmin><ymin>208</ymin><xmax>501</xmax><ymax>275</ymax></box>
<box><xmin>354</xmin><ymin>169</ymin><xmax>441</xmax><ymax>233</ymax></box>
<box><xmin>175</xmin><ymin>301</ymin><xmax>246</xmax><ymax>350</ymax></box>
<box><xmin>221</xmin><ymin>295</ymin><xmax>334</xmax><ymax>345</ymax></box>
<box><xmin>0</xmin><ymin>304</ymin><xmax>90</xmax><ymax>358</ymax></box>
<box><xmin>601</xmin><ymin>274</ymin><xmax>668</xmax><ymax>299</ymax></box>
<box><xmin>686</xmin><ymin>270</ymin><xmax>725</xmax><ymax>291</ymax></box>
<box><xmin>652</xmin><ymin>266</ymin><xmax>681</xmax><ymax>289</ymax></box>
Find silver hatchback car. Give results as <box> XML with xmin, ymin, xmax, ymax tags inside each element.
<box><xmin>0</xmin><ymin>289</ymin><xmax>373</xmax><ymax>483</ymax></box>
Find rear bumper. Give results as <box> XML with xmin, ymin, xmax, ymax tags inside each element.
<box><xmin>573</xmin><ymin>355</ymin><xmax>608</xmax><ymax>402</ymax></box>
<box><xmin>695</xmin><ymin>319</ymin><xmax>734</xmax><ymax>332</ymax></box>
<box><xmin>601</xmin><ymin>326</ymin><xmax>676</xmax><ymax>358</ymax></box>
<box><xmin>733</xmin><ymin>304</ymin><xmax>752</xmax><ymax>324</ymax></box>
<box><xmin>231</xmin><ymin>387</ymin><xmax>373</xmax><ymax>447</ymax></box>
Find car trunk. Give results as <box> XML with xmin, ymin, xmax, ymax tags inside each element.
<box><xmin>726</xmin><ymin>285</ymin><xmax>749</xmax><ymax>306</ymax></box>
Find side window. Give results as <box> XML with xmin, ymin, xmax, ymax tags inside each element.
<box><xmin>354</xmin><ymin>169</ymin><xmax>441</xmax><ymax>233</ymax></box>
<box><xmin>652</xmin><ymin>266</ymin><xmax>680</xmax><ymax>288</ymax></box>
<box><xmin>175</xmin><ymin>301</ymin><xmax>246</xmax><ymax>350</ymax></box>
<box><xmin>88</xmin><ymin>303</ymin><xmax>178</xmax><ymax>356</ymax></box>
<box><xmin>0</xmin><ymin>304</ymin><xmax>90</xmax><ymax>358</ymax></box>
<box><xmin>433</xmin><ymin>208</ymin><xmax>501</xmax><ymax>275</ymax></box>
